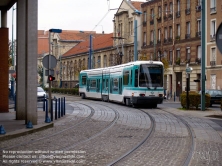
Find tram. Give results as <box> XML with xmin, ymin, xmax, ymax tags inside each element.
<box><xmin>79</xmin><ymin>61</ymin><xmax>164</xmax><ymax>108</ymax></box>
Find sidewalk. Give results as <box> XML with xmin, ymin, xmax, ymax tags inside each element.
<box><xmin>163</xmin><ymin>96</ymin><xmax>181</xmax><ymax>103</ymax></box>
<box><xmin>0</xmin><ymin>108</ymin><xmax>53</xmax><ymax>141</ymax></box>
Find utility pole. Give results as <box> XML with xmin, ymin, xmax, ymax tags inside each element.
<box><xmin>89</xmin><ymin>34</ymin><xmax>92</xmax><ymax>69</ymax></box>
<box><xmin>201</xmin><ymin>0</ymin><xmax>206</xmax><ymax>111</ymax></box>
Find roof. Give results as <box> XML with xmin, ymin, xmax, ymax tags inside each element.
<box><xmin>130</xmin><ymin>1</ymin><xmax>143</xmax><ymax>10</ymax></box>
<box><xmin>38</xmin><ymin>37</ymin><xmax>49</xmax><ymax>55</ymax></box>
<box><xmin>57</xmin><ymin>30</ymin><xmax>104</xmax><ymax>41</ymax></box>
<box><xmin>63</xmin><ymin>33</ymin><xmax>113</xmax><ymax>57</ymax></box>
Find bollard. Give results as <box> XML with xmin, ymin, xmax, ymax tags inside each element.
<box><xmin>174</xmin><ymin>92</ymin><xmax>176</xmax><ymax>102</ymax></box>
<box><xmin>55</xmin><ymin>99</ymin><xmax>57</xmax><ymax>120</ymax></box>
<box><xmin>58</xmin><ymin>98</ymin><xmax>61</xmax><ymax>118</ymax></box>
<box><xmin>14</xmin><ymin>94</ymin><xmax>16</xmax><ymax>111</ymax></box>
<box><xmin>43</xmin><ymin>94</ymin><xmax>45</xmax><ymax>111</ymax></box>
<box><xmin>0</xmin><ymin>125</ymin><xmax>6</xmax><ymax>135</ymax></box>
<box><xmin>45</xmin><ymin>100</ymin><xmax>51</xmax><ymax>123</ymax></box>
<box><xmin>61</xmin><ymin>98</ymin><xmax>63</xmax><ymax>117</ymax></box>
<box><xmin>64</xmin><ymin>97</ymin><xmax>66</xmax><ymax>115</ymax></box>
<box><xmin>26</xmin><ymin>120</ymin><xmax>33</xmax><ymax>128</ymax></box>
<box><xmin>51</xmin><ymin>100</ymin><xmax>53</xmax><ymax>121</ymax></box>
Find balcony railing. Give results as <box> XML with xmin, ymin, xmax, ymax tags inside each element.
<box><xmin>185</xmin><ymin>8</ymin><xmax>191</xmax><ymax>15</ymax></box>
<box><xmin>157</xmin><ymin>17</ymin><xmax>161</xmax><ymax>23</ymax></box>
<box><xmin>168</xmin><ymin>61</ymin><xmax>172</xmax><ymax>65</ymax></box>
<box><xmin>196</xmin><ymin>5</ymin><xmax>201</xmax><ymax>12</ymax></box>
<box><xmin>150</xmin><ymin>41</ymin><xmax>154</xmax><ymax>45</ymax></box>
<box><xmin>168</xmin><ymin>14</ymin><xmax>173</xmax><ymax>19</ymax></box>
<box><xmin>195</xmin><ymin>58</ymin><xmax>201</xmax><ymax>64</ymax></box>
<box><xmin>176</xmin><ymin>11</ymin><xmax>180</xmax><ymax>18</ymax></box>
<box><xmin>210</xmin><ymin>7</ymin><xmax>216</xmax><ymax>13</ymax></box>
<box><xmin>210</xmin><ymin>61</ymin><xmax>216</xmax><ymax>66</ymax></box>
<box><xmin>168</xmin><ymin>37</ymin><xmax>172</xmax><ymax>42</ymax></box>
<box><xmin>210</xmin><ymin>34</ymin><xmax>216</xmax><ymax>41</ymax></box>
<box><xmin>143</xmin><ymin>21</ymin><xmax>147</xmax><ymax>26</ymax></box>
<box><xmin>196</xmin><ymin>31</ymin><xmax>201</xmax><ymax>37</ymax></box>
<box><xmin>164</xmin><ymin>38</ymin><xmax>168</xmax><ymax>43</ymax></box>
<box><xmin>157</xmin><ymin>39</ymin><xmax>161</xmax><ymax>44</ymax></box>
<box><xmin>175</xmin><ymin>36</ymin><xmax>180</xmax><ymax>41</ymax></box>
<box><xmin>143</xmin><ymin>42</ymin><xmax>147</xmax><ymax>46</ymax></box>
<box><xmin>185</xmin><ymin>34</ymin><xmax>191</xmax><ymax>39</ymax></box>
<box><xmin>150</xmin><ymin>20</ymin><xmax>154</xmax><ymax>25</ymax></box>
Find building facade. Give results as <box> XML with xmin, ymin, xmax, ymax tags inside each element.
<box><xmin>206</xmin><ymin>0</ymin><xmax>222</xmax><ymax>90</ymax></box>
<box><xmin>141</xmin><ymin>0</ymin><xmax>206</xmax><ymax>97</ymax></box>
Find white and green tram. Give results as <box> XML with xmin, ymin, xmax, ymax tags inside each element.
<box><xmin>79</xmin><ymin>61</ymin><xmax>164</xmax><ymax>108</ymax></box>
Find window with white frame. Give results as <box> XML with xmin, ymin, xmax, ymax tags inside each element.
<box><xmin>197</xmin><ymin>0</ymin><xmax>201</xmax><ymax>6</ymax></box>
<box><xmin>151</xmin><ymin>30</ymin><xmax>154</xmax><ymax>41</ymax></box>
<box><xmin>164</xmin><ymin>4</ymin><xmax>168</xmax><ymax>15</ymax></box>
<box><xmin>169</xmin><ymin>51</ymin><xmax>173</xmax><ymax>64</ymax></box>
<box><xmin>169</xmin><ymin>26</ymin><xmax>172</xmax><ymax>38</ymax></box>
<box><xmin>158</xmin><ymin>6</ymin><xmax>161</xmax><ymax>17</ymax></box>
<box><xmin>158</xmin><ymin>29</ymin><xmax>161</xmax><ymax>40</ymax></box>
<box><xmin>144</xmin><ymin>11</ymin><xmax>147</xmax><ymax>22</ymax></box>
<box><xmin>177</xmin><ymin>24</ymin><xmax>180</xmax><ymax>36</ymax></box>
<box><xmin>169</xmin><ymin>2</ymin><xmax>173</xmax><ymax>14</ymax></box>
<box><xmin>176</xmin><ymin>49</ymin><xmax>180</xmax><ymax>59</ymax></box>
<box><xmin>210</xmin><ymin>0</ymin><xmax>216</xmax><ymax>13</ymax></box>
<box><xmin>186</xmin><ymin>47</ymin><xmax>190</xmax><ymax>60</ymax></box>
<box><xmin>197</xmin><ymin>46</ymin><xmax>201</xmax><ymax>59</ymax></box>
<box><xmin>151</xmin><ymin>9</ymin><xmax>154</xmax><ymax>19</ymax></box>
<box><xmin>197</xmin><ymin>19</ymin><xmax>201</xmax><ymax>33</ymax></box>
<box><xmin>164</xmin><ymin>27</ymin><xmax>168</xmax><ymax>39</ymax></box>
<box><xmin>211</xmin><ymin>20</ymin><xmax>216</xmax><ymax>37</ymax></box>
<box><xmin>186</xmin><ymin>22</ymin><xmax>190</xmax><ymax>35</ymax></box>
<box><xmin>103</xmin><ymin>55</ymin><xmax>107</xmax><ymax>67</ymax></box>
<box><xmin>211</xmin><ymin>47</ymin><xmax>216</xmax><ymax>61</ymax></box>
<box><xmin>187</xmin><ymin>0</ymin><xmax>190</xmax><ymax>9</ymax></box>
<box><xmin>97</xmin><ymin>56</ymin><xmax>101</xmax><ymax>68</ymax></box>
<box><xmin>210</xmin><ymin>74</ymin><xmax>216</xmax><ymax>89</ymax></box>
<box><xmin>143</xmin><ymin>32</ymin><xmax>146</xmax><ymax>45</ymax></box>
<box><xmin>164</xmin><ymin>51</ymin><xmax>167</xmax><ymax>58</ymax></box>
<box><xmin>177</xmin><ymin>0</ymin><xmax>180</xmax><ymax>11</ymax></box>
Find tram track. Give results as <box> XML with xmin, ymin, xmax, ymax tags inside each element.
<box><xmin>159</xmin><ymin>108</ymin><xmax>195</xmax><ymax>166</ymax></box>
<box><xmin>0</xmin><ymin>103</ymin><xmax>95</xmax><ymax>151</ymax></box>
<box><xmin>107</xmin><ymin>106</ymin><xmax>195</xmax><ymax>166</ymax></box>
<box><xmin>108</xmin><ymin>108</ymin><xmax>155</xmax><ymax>166</ymax></box>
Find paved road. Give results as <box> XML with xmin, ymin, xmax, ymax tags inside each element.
<box><xmin>2</xmin><ymin>95</ymin><xmax>221</xmax><ymax>166</ymax></box>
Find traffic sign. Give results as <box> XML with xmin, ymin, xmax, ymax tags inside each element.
<box><xmin>42</xmin><ymin>54</ymin><xmax>57</xmax><ymax>69</ymax></box>
<box><xmin>45</xmin><ymin>69</ymin><xmax>54</xmax><ymax>76</ymax></box>
<box><xmin>216</xmin><ymin>22</ymin><xmax>222</xmax><ymax>54</ymax></box>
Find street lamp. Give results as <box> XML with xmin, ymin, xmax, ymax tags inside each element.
<box><xmin>48</xmin><ymin>28</ymin><xmax>62</xmax><ymax>115</ymax></box>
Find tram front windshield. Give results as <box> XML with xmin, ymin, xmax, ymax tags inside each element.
<box><xmin>139</xmin><ymin>64</ymin><xmax>163</xmax><ymax>88</ymax></box>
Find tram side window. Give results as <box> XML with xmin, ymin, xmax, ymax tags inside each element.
<box><xmin>81</xmin><ymin>76</ymin><xmax>86</xmax><ymax>85</ymax></box>
<box><xmin>113</xmin><ymin>78</ymin><xmax>119</xmax><ymax>91</ymax></box>
<box><xmin>135</xmin><ymin>69</ymin><xmax>138</xmax><ymax>87</ymax></box>
<box><xmin>123</xmin><ymin>71</ymin><xmax>129</xmax><ymax>85</ymax></box>
<box><xmin>90</xmin><ymin>80</ymin><xmax>96</xmax><ymax>89</ymax></box>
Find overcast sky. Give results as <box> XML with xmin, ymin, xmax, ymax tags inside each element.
<box><xmin>6</xmin><ymin>0</ymin><xmax>147</xmax><ymax>39</ymax></box>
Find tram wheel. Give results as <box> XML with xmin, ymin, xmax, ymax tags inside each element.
<box><xmin>81</xmin><ymin>93</ymin><xmax>85</xmax><ymax>99</ymax></box>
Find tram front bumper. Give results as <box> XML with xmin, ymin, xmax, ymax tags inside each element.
<box><xmin>131</xmin><ymin>96</ymin><xmax>163</xmax><ymax>105</ymax></box>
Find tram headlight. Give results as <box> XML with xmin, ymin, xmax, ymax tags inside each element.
<box><xmin>139</xmin><ymin>93</ymin><xmax>145</xmax><ymax>97</ymax></box>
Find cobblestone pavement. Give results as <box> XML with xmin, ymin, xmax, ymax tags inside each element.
<box><xmin>0</xmin><ymin>95</ymin><xmax>222</xmax><ymax>166</ymax></box>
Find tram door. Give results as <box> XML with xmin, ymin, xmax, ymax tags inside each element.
<box><xmin>101</xmin><ymin>70</ymin><xmax>109</xmax><ymax>101</ymax></box>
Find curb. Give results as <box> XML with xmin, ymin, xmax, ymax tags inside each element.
<box><xmin>0</xmin><ymin>122</ymin><xmax>54</xmax><ymax>142</ymax></box>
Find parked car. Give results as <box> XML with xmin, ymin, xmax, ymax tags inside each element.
<box><xmin>37</xmin><ymin>87</ymin><xmax>47</xmax><ymax>101</ymax></box>
<box><xmin>204</xmin><ymin>89</ymin><xmax>222</xmax><ymax>106</ymax></box>
<box><xmin>74</xmin><ymin>83</ymin><xmax>79</xmax><ymax>88</ymax></box>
